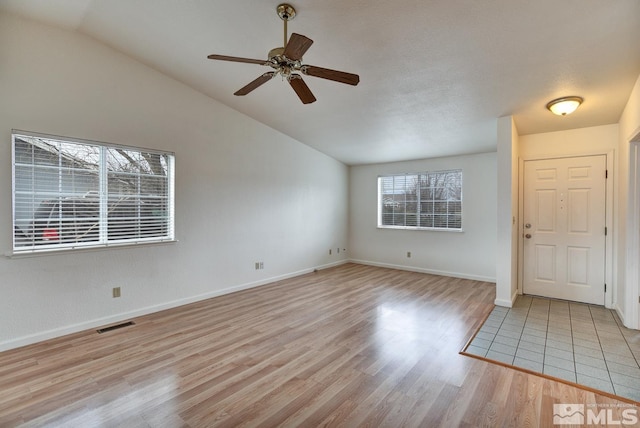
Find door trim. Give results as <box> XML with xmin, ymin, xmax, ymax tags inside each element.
<box><xmin>627</xmin><ymin>128</ymin><xmax>640</xmax><ymax>329</ymax></box>
<box><xmin>518</xmin><ymin>151</ymin><xmax>614</xmax><ymax>308</ymax></box>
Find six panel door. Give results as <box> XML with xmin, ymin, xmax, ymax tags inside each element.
<box><xmin>522</xmin><ymin>155</ymin><xmax>606</xmax><ymax>305</ymax></box>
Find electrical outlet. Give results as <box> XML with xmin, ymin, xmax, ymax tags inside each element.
<box><xmin>112</xmin><ymin>287</ymin><xmax>121</xmax><ymax>298</ymax></box>
<box><xmin>407</xmin><ymin>251</ymin><xmax>411</xmax><ymax>258</ymax></box>
<box><xmin>259</xmin><ymin>262</ymin><xmax>264</xmax><ymax>269</ymax></box>
<box><xmin>255</xmin><ymin>262</ymin><xmax>260</xmax><ymax>270</ymax></box>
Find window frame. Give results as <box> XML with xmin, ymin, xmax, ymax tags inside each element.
<box><xmin>11</xmin><ymin>130</ymin><xmax>176</xmax><ymax>254</ymax></box>
<box><xmin>377</xmin><ymin>169</ymin><xmax>463</xmax><ymax>232</ymax></box>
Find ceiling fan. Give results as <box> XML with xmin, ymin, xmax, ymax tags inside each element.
<box><xmin>207</xmin><ymin>3</ymin><xmax>359</xmax><ymax>104</ymax></box>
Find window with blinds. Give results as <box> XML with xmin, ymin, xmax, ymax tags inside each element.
<box><xmin>12</xmin><ymin>132</ymin><xmax>175</xmax><ymax>253</ymax></box>
<box><xmin>378</xmin><ymin>170</ymin><xmax>462</xmax><ymax>230</ymax></box>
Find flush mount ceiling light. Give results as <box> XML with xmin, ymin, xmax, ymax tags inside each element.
<box><xmin>546</xmin><ymin>96</ymin><xmax>583</xmax><ymax>116</ymax></box>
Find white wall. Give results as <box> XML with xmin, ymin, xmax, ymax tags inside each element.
<box><xmin>495</xmin><ymin>116</ymin><xmax>519</xmax><ymax>306</ymax></box>
<box><xmin>519</xmin><ymin>124</ymin><xmax>618</xmax><ymax>158</ymax></box>
<box><xmin>0</xmin><ymin>13</ymin><xmax>349</xmax><ymax>351</ymax></box>
<box><xmin>349</xmin><ymin>152</ymin><xmax>497</xmax><ymax>282</ymax></box>
<box><xmin>618</xmin><ymin>73</ymin><xmax>640</xmax><ymax>329</ymax></box>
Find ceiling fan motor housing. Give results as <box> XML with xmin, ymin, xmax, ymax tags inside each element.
<box><xmin>268</xmin><ymin>47</ymin><xmax>286</xmax><ymax>59</ymax></box>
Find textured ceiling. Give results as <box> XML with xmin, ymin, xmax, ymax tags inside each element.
<box><xmin>2</xmin><ymin>0</ymin><xmax>639</xmax><ymax>165</ymax></box>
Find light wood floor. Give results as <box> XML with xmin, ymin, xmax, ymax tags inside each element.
<box><xmin>0</xmin><ymin>264</ymin><xmax>636</xmax><ymax>427</ymax></box>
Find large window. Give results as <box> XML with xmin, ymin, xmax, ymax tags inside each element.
<box><xmin>378</xmin><ymin>170</ymin><xmax>462</xmax><ymax>230</ymax></box>
<box><xmin>12</xmin><ymin>132</ymin><xmax>175</xmax><ymax>253</ymax></box>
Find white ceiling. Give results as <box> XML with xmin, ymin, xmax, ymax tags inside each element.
<box><xmin>2</xmin><ymin>1</ymin><xmax>639</xmax><ymax>165</ymax></box>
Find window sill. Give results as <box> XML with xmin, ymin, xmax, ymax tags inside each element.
<box><xmin>377</xmin><ymin>226</ymin><xmax>464</xmax><ymax>233</ymax></box>
<box><xmin>6</xmin><ymin>239</ymin><xmax>178</xmax><ymax>258</ymax></box>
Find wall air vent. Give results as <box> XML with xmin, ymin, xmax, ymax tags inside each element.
<box><xmin>97</xmin><ymin>321</ymin><xmax>135</xmax><ymax>334</ymax></box>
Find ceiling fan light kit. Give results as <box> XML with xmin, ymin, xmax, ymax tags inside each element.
<box><xmin>207</xmin><ymin>3</ymin><xmax>359</xmax><ymax>104</ymax></box>
<box><xmin>546</xmin><ymin>96</ymin><xmax>583</xmax><ymax>116</ymax></box>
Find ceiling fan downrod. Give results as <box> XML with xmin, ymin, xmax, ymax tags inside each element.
<box><xmin>277</xmin><ymin>4</ymin><xmax>296</xmax><ymax>48</ymax></box>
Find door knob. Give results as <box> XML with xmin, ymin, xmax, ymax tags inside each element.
<box><xmin>525</xmin><ymin>223</ymin><xmax>531</xmax><ymax>229</ymax></box>
<box><xmin>525</xmin><ymin>234</ymin><xmax>532</xmax><ymax>239</ymax></box>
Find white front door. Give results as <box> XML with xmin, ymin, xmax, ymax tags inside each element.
<box><xmin>523</xmin><ymin>155</ymin><xmax>607</xmax><ymax>305</ymax></box>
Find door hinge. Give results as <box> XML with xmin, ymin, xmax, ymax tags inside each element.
<box><xmin>605</xmin><ymin>227</ymin><xmax>608</xmax><ymax>236</ymax></box>
<box><xmin>605</xmin><ymin>169</ymin><xmax>608</xmax><ymax>179</ymax></box>
<box><xmin>604</xmin><ymin>283</ymin><xmax>607</xmax><ymax>292</ymax></box>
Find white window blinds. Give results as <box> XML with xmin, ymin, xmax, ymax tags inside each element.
<box><xmin>378</xmin><ymin>170</ymin><xmax>462</xmax><ymax>230</ymax></box>
<box><xmin>12</xmin><ymin>132</ymin><xmax>175</xmax><ymax>253</ymax></box>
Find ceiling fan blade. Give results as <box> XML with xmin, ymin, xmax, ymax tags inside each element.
<box><xmin>303</xmin><ymin>65</ymin><xmax>360</xmax><ymax>86</ymax></box>
<box><xmin>283</xmin><ymin>33</ymin><xmax>314</xmax><ymax>61</ymax></box>
<box><xmin>208</xmin><ymin>54</ymin><xmax>267</xmax><ymax>65</ymax></box>
<box><xmin>289</xmin><ymin>77</ymin><xmax>316</xmax><ymax>104</ymax></box>
<box><xmin>234</xmin><ymin>72</ymin><xmax>276</xmax><ymax>96</ymax></box>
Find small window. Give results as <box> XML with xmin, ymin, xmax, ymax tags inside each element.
<box><xmin>12</xmin><ymin>132</ymin><xmax>175</xmax><ymax>253</ymax></box>
<box><xmin>378</xmin><ymin>170</ymin><xmax>462</xmax><ymax>231</ymax></box>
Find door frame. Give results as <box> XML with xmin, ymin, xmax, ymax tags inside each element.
<box><xmin>627</xmin><ymin>128</ymin><xmax>640</xmax><ymax>329</ymax></box>
<box><xmin>517</xmin><ymin>151</ymin><xmax>614</xmax><ymax>308</ymax></box>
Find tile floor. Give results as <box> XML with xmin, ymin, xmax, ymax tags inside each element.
<box><xmin>464</xmin><ymin>296</ymin><xmax>640</xmax><ymax>402</ymax></box>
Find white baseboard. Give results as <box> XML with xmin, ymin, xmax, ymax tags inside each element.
<box><xmin>0</xmin><ymin>259</ymin><xmax>349</xmax><ymax>352</ymax></box>
<box><xmin>494</xmin><ymin>289</ymin><xmax>518</xmax><ymax>308</ymax></box>
<box><xmin>611</xmin><ymin>304</ymin><xmax>640</xmax><ymax>330</ymax></box>
<box><xmin>614</xmin><ymin>304</ymin><xmax>626</xmax><ymax>327</ymax></box>
<box><xmin>349</xmin><ymin>259</ymin><xmax>496</xmax><ymax>283</ymax></box>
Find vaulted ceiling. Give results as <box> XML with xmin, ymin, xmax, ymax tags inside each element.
<box><xmin>2</xmin><ymin>1</ymin><xmax>639</xmax><ymax>165</ymax></box>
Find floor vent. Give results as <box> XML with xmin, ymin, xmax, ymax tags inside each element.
<box><xmin>97</xmin><ymin>321</ymin><xmax>135</xmax><ymax>334</ymax></box>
